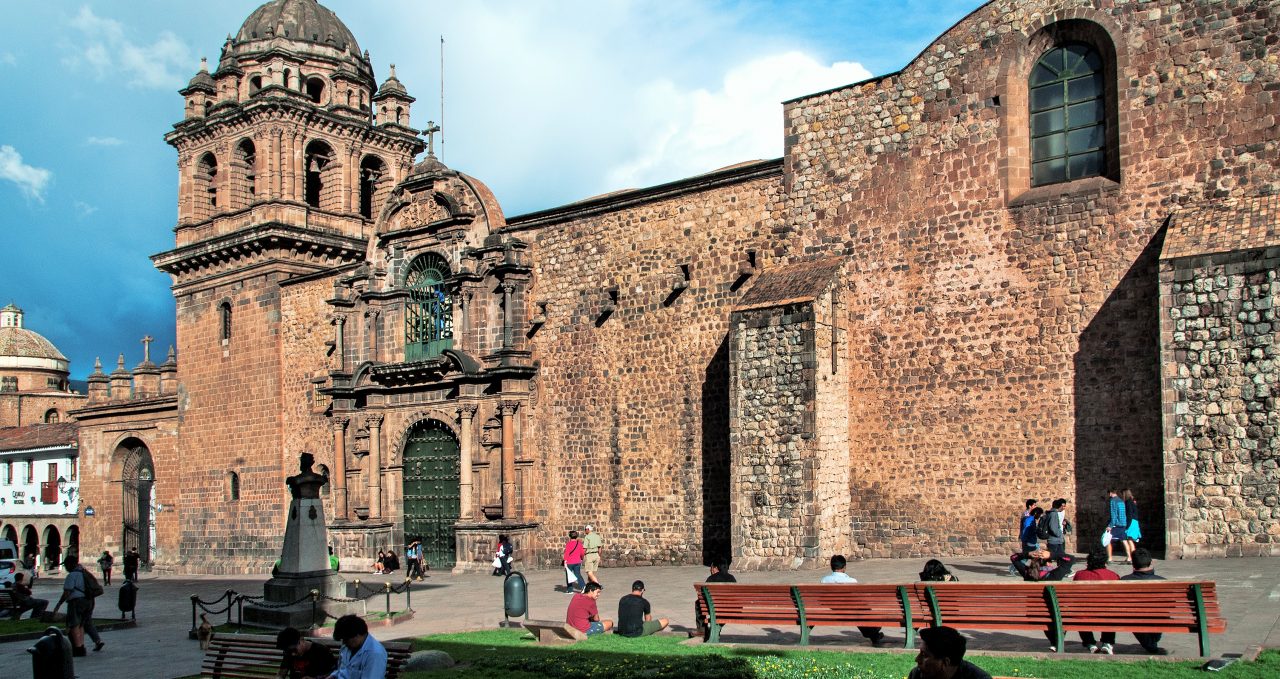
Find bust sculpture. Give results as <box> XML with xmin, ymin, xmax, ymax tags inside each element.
<box><xmin>286</xmin><ymin>452</ymin><xmax>329</xmax><ymax>499</ymax></box>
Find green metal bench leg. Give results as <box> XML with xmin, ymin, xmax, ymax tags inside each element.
<box><xmin>792</xmin><ymin>586</ymin><xmax>809</xmax><ymax>646</ymax></box>
<box><xmin>924</xmin><ymin>586</ymin><xmax>942</xmax><ymax>627</ymax></box>
<box><xmin>703</xmin><ymin>587</ymin><xmax>721</xmax><ymax>644</ymax></box>
<box><xmin>1193</xmin><ymin>584</ymin><xmax>1210</xmax><ymax>657</ymax></box>
<box><xmin>1045</xmin><ymin>585</ymin><xmax>1064</xmax><ymax>653</ymax></box>
<box><xmin>899</xmin><ymin>585</ymin><xmax>915</xmax><ymax>648</ymax></box>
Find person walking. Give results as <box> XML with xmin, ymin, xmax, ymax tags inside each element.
<box><xmin>1073</xmin><ymin>546</ymin><xmax>1120</xmax><ymax>653</ymax></box>
<box><xmin>1105</xmin><ymin>490</ymin><xmax>1129</xmax><ymax>563</ymax></box>
<box><xmin>406</xmin><ymin>541</ymin><xmax>423</xmax><ymax>580</ymax></box>
<box><xmin>1045</xmin><ymin>498</ymin><xmax>1071</xmax><ymax>561</ymax></box>
<box><xmin>50</xmin><ymin>554</ymin><xmax>104</xmax><ymax>656</ymax></box>
<box><xmin>582</xmin><ymin>524</ymin><xmax>603</xmax><ymax>585</ymax></box>
<box><xmin>123</xmin><ymin>547</ymin><xmax>141</xmax><ymax>582</ymax></box>
<box><xmin>563</xmin><ymin>530</ymin><xmax>586</xmax><ymax>593</ymax></box>
<box><xmin>97</xmin><ymin>550</ymin><xmax>114</xmax><ymax>586</ymax></box>
<box><xmin>1120</xmin><ymin>488</ymin><xmax>1140</xmax><ymax>560</ymax></box>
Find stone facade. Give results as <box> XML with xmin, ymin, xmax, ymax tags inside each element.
<box><xmin>58</xmin><ymin>0</ymin><xmax>1279</xmax><ymax>572</ymax></box>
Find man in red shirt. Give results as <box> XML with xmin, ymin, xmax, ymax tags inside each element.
<box><xmin>565</xmin><ymin>582</ymin><xmax>613</xmax><ymax>636</ymax></box>
<box><xmin>1072</xmin><ymin>546</ymin><xmax>1120</xmax><ymax>654</ymax></box>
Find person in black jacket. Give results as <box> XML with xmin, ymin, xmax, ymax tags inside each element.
<box><xmin>123</xmin><ymin>547</ymin><xmax>141</xmax><ymax>582</ymax></box>
<box><xmin>276</xmin><ymin>626</ymin><xmax>337</xmax><ymax>679</ymax></box>
<box><xmin>1120</xmin><ymin>549</ymin><xmax>1168</xmax><ymax>655</ymax></box>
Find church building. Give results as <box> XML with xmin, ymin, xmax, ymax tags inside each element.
<box><xmin>72</xmin><ymin>0</ymin><xmax>1279</xmax><ymax>573</ymax></box>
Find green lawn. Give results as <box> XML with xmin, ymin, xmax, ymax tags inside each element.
<box><xmin>0</xmin><ymin>617</ymin><xmax>121</xmax><ymax>637</ymax></box>
<box><xmin>403</xmin><ymin>629</ymin><xmax>1279</xmax><ymax>679</ymax></box>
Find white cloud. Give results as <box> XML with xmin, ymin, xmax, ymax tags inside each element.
<box><xmin>607</xmin><ymin>52</ymin><xmax>871</xmax><ymax>190</ymax></box>
<box><xmin>74</xmin><ymin>201</ymin><xmax>98</xmax><ymax>218</ymax></box>
<box><xmin>63</xmin><ymin>6</ymin><xmax>192</xmax><ymax>89</ymax></box>
<box><xmin>86</xmin><ymin>136</ymin><xmax>125</xmax><ymax>146</ymax></box>
<box><xmin>0</xmin><ymin>145</ymin><xmax>52</xmax><ymax>202</ymax></box>
<box><xmin>373</xmin><ymin>2</ymin><xmax>871</xmax><ymax>212</ymax></box>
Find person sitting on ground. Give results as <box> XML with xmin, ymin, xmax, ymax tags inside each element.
<box><xmin>1073</xmin><ymin>546</ymin><xmax>1120</xmax><ymax>654</ymax></box>
<box><xmin>566</xmin><ymin>581</ymin><xmax>613</xmax><ymax>636</ymax></box>
<box><xmin>6</xmin><ymin>572</ymin><xmax>49</xmax><ymax>620</ymax></box>
<box><xmin>371</xmin><ymin>550</ymin><xmax>386</xmax><ymax>575</ymax></box>
<box><xmin>616</xmin><ymin>580</ymin><xmax>668</xmax><ymax>637</ymax></box>
<box><xmin>383</xmin><ymin>550</ymin><xmax>399</xmax><ymax>573</ymax></box>
<box><xmin>327</xmin><ymin>614</ymin><xmax>387</xmax><ymax>679</ymax></box>
<box><xmin>276</xmin><ymin>626</ymin><xmax>337</xmax><ymax>679</ymax></box>
<box><xmin>910</xmin><ymin>625</ymin><xmax>993</xmax><ymax>679</ymax></box>
<box><xmin>1120</xmin><ymin>548</ymin><xmax>1169</xmax><ymax>655</ymax></box>
<box><xmin>821</xmin><ymin>554</ymin><xmax>886</xmax><ymax>646</ymax></box>
<box><xmin>920</xmin><ymin>559</ymin><xmax>959</xmax><ymax>582</ymax></box>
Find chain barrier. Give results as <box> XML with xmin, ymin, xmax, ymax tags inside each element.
<box><xmin>193</xmin><ymin>577</ymin><xmax>415</xmax><ymax>631</ymax></box>
<box><xmin>190</xmin><ymin>590</ymin><xmax>237</xmax><ymax>631</ymax></box>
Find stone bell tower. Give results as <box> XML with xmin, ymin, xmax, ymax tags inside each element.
<box><xmin>151</xmin><ymin>0</ymin><xmax>424</xmax><ymax>572</ymax></box>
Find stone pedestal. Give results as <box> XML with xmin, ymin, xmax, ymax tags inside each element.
<box><xmin>244</xmin><ymin>477</ymin><xmax>364</xmax><ymax>628</ymax></box>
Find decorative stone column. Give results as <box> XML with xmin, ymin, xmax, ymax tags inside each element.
<box><xmin>332</xmin><ymin>417</ymin><xmax>349</xmax><ymax>520</ymax></box>
<box><xmin>499</xmin><ymin>400</ymin><xmax>519</xmax><ymax>519</ymax></box>
<box><xmin>333</xmin><ymin>315</ymin><xmax>346</xmax><ymax>371</ymax></box>
<box><xmin>501</xmin><ymin>283</ymin><xmax>515</xmax><ymax>350</ymax></box>
<box><xmin>366</xmin><ymin>414</ymin><xmax>384</xmax><ymax>519</ymax></box>
<box><xmin>457</xmin><ymin>405</ymin><xmax>477</xmax><ymax>520</ymax></box>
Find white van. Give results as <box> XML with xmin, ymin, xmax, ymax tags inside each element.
<box><xmin>0</xmin><ymin>539</ymin><xmax>17</xmax><ymax>560</ymax></box>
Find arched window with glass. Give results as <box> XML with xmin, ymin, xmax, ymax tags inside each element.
<box><xmin>404</xmin><ymin>253</ymin><xmax>454</xmax><ymax>361</ymax></box>
<box><xmin>1030</xmin><ymin>43</ymin><xmax>1106</xmax><ymax>187</ymax></box>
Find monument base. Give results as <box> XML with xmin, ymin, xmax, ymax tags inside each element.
<box><xmin>242</xmin><ymin>570</ymin><xmax>365</xmax><ymax>629</ymax></box>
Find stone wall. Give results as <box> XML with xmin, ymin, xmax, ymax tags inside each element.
<box><xmin>1162</xmin><ymin>249</ymin><xmax>1280</xmax><ymax>557</ymax></box>
<box><xmin>729</xmin><ymin>303</ymin><xmax>818</xmax><ymax>567</ymax></box>
<box><xmin>777</xmin><ymin>0</ymin><xmax>1279</xmax><ymax>556</ymax></box>
<box><xmin>0</xmin><ymin>392</ymin><xmax>85</xmax><ymax>428</ymax></box>
<box><xmin>509</xmin><ymin>163</ymin><xmax>785</xmax><ymax>566</ymax></box>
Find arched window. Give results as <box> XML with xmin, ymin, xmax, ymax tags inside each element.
<box><xmin>306</xmin><ymin>77</ymin><xmax>325</xmax><ymax>104</ymax></box>
<box><xmin>228</xmin><ymin>471</ymin><xmax>240</xmax><ymax>501</ymax></box>
<box><xmin>318</xmin><ymin>464</ymin><xmax>331</xmax><ymax>497</ymax></box>
<box><xmin>404</xmin><ymin>253</ymin><xmax>454</xmax><ymax>361</ymax></box>
<box><xmin>44</xmin><ymin>409</ymin><xmax>60</xmax><ymax>423</ymax></box>
<box><xmin>304</xmin><ymin>140</ymin><xmax>335</xmax><ymax>209</ymax></box>
<box><xmin>195</xmin><ymin>152</ymin><xmax>218</xmax><ymax>220</ymax></box>
<box><xmin>359</xmin><ymin>155</ymin><xmax>386</xmax><ymax>219</ymax></box>
<box><xmin>1030</xmin><ymin>43</ymin><xmax>1106</xmax><ymax>187</ymax></box>
<box><xmin>283</xmin><ymin>68</ymin><xmax>292</xmax><ymax>90</ymax></box>
<box><xmin>219</xmin><ymin>301</ymin><xmax>232</xmax><ymax>343</ymax></box>
<box><xmin>236</xmin><ymin>139</ymin><xmax>257</xmax><ymax>206</ymax></box>
<box><xmin>249</xmin><ymin>75</ymin><xmax>263</xmax><ymax>96</ymax></box>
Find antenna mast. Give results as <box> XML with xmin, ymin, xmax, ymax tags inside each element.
<box><xmin>439</xmin><ymin>35</ymin><xmax>445</xmax><ymax>161</ymax></box>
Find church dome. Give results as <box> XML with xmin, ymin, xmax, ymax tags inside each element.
<box><xmin>0</xmin><ymin>304</ymin><xmax>69</xmax><ymax>372</ymax></box>
<box><xmin>230</xmin><ymin>0</ymin><xmax>369</xmax><ymax>77</ymax></box>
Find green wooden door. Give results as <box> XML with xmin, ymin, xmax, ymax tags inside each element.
<box><xmin>402</xmin><ymin>420</ymin><xmax>459</xmax><ymax>569</ymax></box>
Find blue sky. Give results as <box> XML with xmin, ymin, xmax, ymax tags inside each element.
<box><xmin>0</xmin><ymin>0</ymin><xmax>983</xmax><ymax>382</ymax></box>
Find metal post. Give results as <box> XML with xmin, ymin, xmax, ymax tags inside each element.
<box><xmin>225</xmin><ymin>590</ymin><xmax>235</xmax><ymax>626</ymax></box>
<box><xmin>384</xmin><ymin>581</ymin><xmax>391</xmax><ymax>615</ymax></box>
<box><xmin>190</xmin><ymin>594</ymin><xmax>198</xmax><ymax>636</ymax></box>
<box><xmin>310</xmin><ymin>589</ymin><xmax>320</xmax><ymax>626</ymax></box>
<box><xmin>404</xmin><ymin>578</ymin><xmax>412</xmax><ymax>611</ymax></box>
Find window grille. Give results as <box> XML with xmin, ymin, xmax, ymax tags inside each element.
<box><xmin>404</xmin><ymin>253</ymin><xmax>454</xmax><ymax>361</ymax></box>
<box><xmin>1030</xmin><ymin>43</ymin><xmax>1106</xmax><ymax>186</ymax></box>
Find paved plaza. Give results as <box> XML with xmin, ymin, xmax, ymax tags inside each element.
<box><xmin>2</xmin><ymin>555</ymin><xmax>1277</xmax><ymax>678</ymax></box>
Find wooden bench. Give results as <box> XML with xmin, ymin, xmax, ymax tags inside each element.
<box><xmin>793</xmin><ymin>584</ymin><xmax>916</xmax><ymax>646</ymax></box>
<box><xmin>200</xmin><ymin>632</ymin><xmax>412</xmax><ymax>678</ymax></box>
<box><xmin>523</xmin><ymin>619</ymin><xmax>588</xmax><ymax>644</ymax></box>
<box><xmin>1052</xmin><ymin>581</ymin><xmax>1226</xmax><ymax>656</ymax></box>
<box><xmin>696</xmin><ymin>584</ymin><xmax>801</xmax><ymax>644</ymax></box>
<box><xmin>0</xmin><ymin>590</ymin><xmax>19</xmax><ymax>618</ymax></box>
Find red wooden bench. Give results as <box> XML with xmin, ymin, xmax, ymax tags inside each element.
<box><xmin>1051</xmin><ymin>581</ymin><xmax>1226</xmax><ymax>656</ymax></box>
<box><xmin>696</xmin><ymin>583</ymin><xmax>913</xmax><ymax>646</ymax></box>
<box><xmin>696</xmin><ymin>584</ymin><xmax>800</xmax><ymax>644</ymax></box>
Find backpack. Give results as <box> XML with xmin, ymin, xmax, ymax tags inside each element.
<box><xmin>1036</xmin><ymin>512</ymin><xmax>1052</xmax><ymax>540</ymax></box>
<box><xmin>81</xmin><ymin>567</ymin><xmax>105</xmax><ymax>598</ymax></box>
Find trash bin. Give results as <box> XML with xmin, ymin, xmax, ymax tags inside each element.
<box><xmin>27</xmin><ymin>626</ymin><xmax>74</xmax><ymax>679</ymax></box>
<box><xmin>503</xmin><ymin>571</ymin><xmax>528</xmax><ymax>625</ymax></box>
<box><xmin>118</xmin><ymin>579</ymin><xmax>139</xmax><ymax>621</ymax></box>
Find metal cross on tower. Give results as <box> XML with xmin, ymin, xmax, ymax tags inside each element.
<box><xmin>422</xmin><ymin>121</ymin><xmax>441</xmax><ymax>157</ymax></box>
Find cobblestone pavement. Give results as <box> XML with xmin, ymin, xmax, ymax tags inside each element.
<box><xmin>2</xmin><ymin>555</ymin><xmax>1276</xmax><ymax>678</ymax></box>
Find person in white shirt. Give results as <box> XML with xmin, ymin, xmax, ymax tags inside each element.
<box><xmin>327</xmin><ymin>615</ymin><xmax>386</xmax><ymax>679</ymax></box>
<box><xmin>820</xmin><ymin>554</ymin><xmax>886</xmax><ymax>646</ymax></box>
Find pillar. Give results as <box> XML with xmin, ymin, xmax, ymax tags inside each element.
<box><xmin>499</xmin><ymin>401</ymin><xmax>518</xmax><ymax>519</ymax></box>
<box><xmin>457</xmin><ymin>405</ymin><xmax>476</xmax><ymax>520</ymax></box>
<box><xmin>367</xmin><ymin>415</ymin><xmax>383</xmax><ymax>519</ymax></box>
<box><xmin>332</xmin><ymin>417</ymin><xmax>348</xmax><ymax>520</ymax></box>
<box><xmin>501</xmin><ymin>282</ymin><xmax>514</xmax><ymax>350</ymax></box>
<box><xmin>333</xmin><ymin>316</ymin><xmax>346</xmax><ymax>371</ymax></box>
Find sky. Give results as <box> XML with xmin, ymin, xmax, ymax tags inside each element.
<box><xmin>0</xmin><ymin>0</ymin><xmax>984</xmax><ymax>383</ymax></box>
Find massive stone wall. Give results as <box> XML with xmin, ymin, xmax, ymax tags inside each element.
<box><xmin>173</xmin><ymin>272</ymin><xmax>288</xmax><ymax>573</ymax></box>
<box><xmin>1163</xmin><ymin>249</ymin><xmax>1280</xmax><ymax>557</ymax></box>
<box><xmin>509</xmin><ymin>164</ymin><xmax>785</xmax><ymax>566</ymax></box>
<box><xmin>778</xmin><ymin>0</ymin><xmax>1280</xmax><ymax>556</ymax></box>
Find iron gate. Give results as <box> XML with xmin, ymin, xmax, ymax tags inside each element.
<box><xmin>401</xmin><ymin>420</ymin><xmax>459</xmax><ymax>569</ymax></box>
<box><xmin>121</xmin><ymin>445</ymin><xmax>153</xmax><ymax>569</ymax></box>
